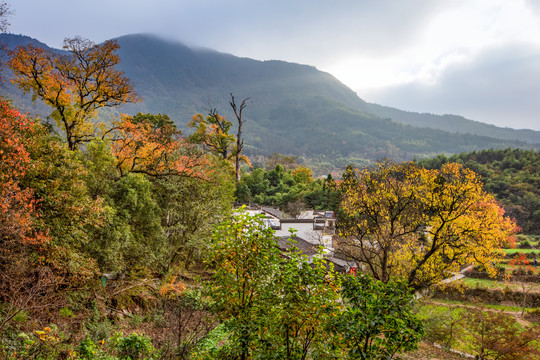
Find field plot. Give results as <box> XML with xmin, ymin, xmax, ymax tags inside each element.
<box><xmin>412</xmin><ymin>235</ymin><xmax>540</xmax><ymax>359</ymax></box>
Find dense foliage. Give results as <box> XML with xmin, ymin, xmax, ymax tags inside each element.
<box><xmin>236</xmin><ymin>164</ymin><xmax>340</xmax><ymax>215</ymax></box>
<box><xmin>3</xmin><ymin>33</ymin><xmax>539</xmax><ymax>169</ymax></box>
<box><xmin>204</xmin><ymin>212</ymin><xmax>423</xmax><ymax>359</ymax></box>
<box><xmin>417</xmin><ymin>148</ymin><xmax>540</xmax><ymax>234</ymax></box>
<box><xmin>338</xmin><ymin>160</ymin><xmax>517</xmax><ymax>290</ymax></box>
<box><xmin>0</xmin><ymin>97</ymin><xmax>235</xmax><ymax>358</ymax></box>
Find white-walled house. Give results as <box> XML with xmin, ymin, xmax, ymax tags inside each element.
<box><xmin>274</xmin><ymin>219</ymin><xmax>334</xmax><ymax>252</ymax></box>
<box><xmin>237</xmin><ymin>205</ymin><xmax>335</xmax><ymax>253</ymax></box>
<box><xmin>234</xmin><ymin>205</ymin><xmax>358</xmax><ymax>272</ymax></box>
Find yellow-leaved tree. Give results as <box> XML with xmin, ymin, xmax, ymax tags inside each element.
<box><xmin>337</xmin><ymin>160</ymin><xmax>517</xmax><ymax>290</ymax></box>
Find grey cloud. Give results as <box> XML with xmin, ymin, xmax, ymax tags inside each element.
<box><xmin>369</xmin><ymin>43</ymin><xmax>540</xmax><ymax>130</ymax></box>
<box><xmin>185</xmin><ymin>0</ymin><xmax>450</xmax><ymax>63</ymax></box>
<box><xmin>524</xmin><ymin>0</ymin><xmax>540</xmax><ymax>16</ymax></box>
<box><xmin>11</xmin><ymin>0</ymin><xmax>448</xmax><ymax>64</ymax></box>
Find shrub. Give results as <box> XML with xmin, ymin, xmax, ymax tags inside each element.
<box><xmin>466</xmin><ymin>309</ymin><xmax>540</xmax><ymax>359</ymax></box>
<box><xmin>86</xmin><ymin>320</ymin><xmax>115</xmax><ymax>341</ymax></box>
<box><xmin>115</xmin><ymin>332</ymin><xmax>155</xmax><ymax>360</ymax></box>
<box><xmin>518</xmin><ymin>240</ymin><xmax>532</xmax><ymax>249</ymax></box>
<box><xmin>512</xmin><ymin>267</ymin><xmax>528</xmax><ymax>276</ymax></box>
<box><xmin>78</xmin><ymin>337</ymin><xmax>99</xmax><ymax>360</ymax></box>
<box><xmin>421</xmin><ymin>307</ymin><xmax>464</xmax><ymax>349</ymax></box>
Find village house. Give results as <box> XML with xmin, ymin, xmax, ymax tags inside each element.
<box><xmin>240</xmin><ymin>205</ymin><xmax>357</xmax><ymax>272</ymax></box>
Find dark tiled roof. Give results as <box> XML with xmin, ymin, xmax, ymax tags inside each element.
<box><xmin>262</xmin><ymin>206</ymin><xmax>283</xmax><ymax>219</ymax></box>
<box><xmin>280</xmin><ymin>219</ymin><xmax>314</xmax><ymax>224</ymax></box>
<box><xmin>276</xmin><ymin>236</ymin><xmax>320</xmax><ymax>256</ymax></box>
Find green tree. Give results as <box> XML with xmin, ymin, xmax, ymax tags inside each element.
<box><xmin>265</xmin><ymin>244</ymin><xmax>341</xmax><ymax>359</ymax></box>
<box><xmin>156</xmin><ymin>157</ymin><xmax>235</xmax><ymax>271</ymax></box>
<box><xmin>21</xmin><ymin>123</ymin><xmax>105</xmax><ymax>250</ymax></box>
<box><xmin>86</xmin><ymin>172</ymin><xmax>165</xmax><ymax>273</ymax></box>
<box><xmin>207</xmin><ymin>211</ymin><xmax>281</xmax><ymax>360</ymax></box>
<box><xmin>206</xmin><ymin>212</ymin><xmax>341</xmax><ymax>359</ymax></box>
<box><xmin>329</xmin><ymin>275</ymin><xmax>423</xmax><ymax>360</ymax></box>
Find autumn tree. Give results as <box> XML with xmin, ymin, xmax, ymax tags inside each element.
<box><xmin>8</xmin><ymin>37</ymin><xmax>139</xmax><ymax>150</ymax></box>
<box><xmin>110</xmin><ymin>113</ymin><xmax>207</xmax><ymax>178</ymax></box>
<box><xmin>0</xmin><ymin>100</ymin><xmax>49</xmax><ymax>330</ymax></box>
<box><xmin>0</xmin><ymin>99</ymin><xmax>98</xmax><ymax>330</ymax></box>
<box><xmin>188</xmin><ymin>109</ymin><xmax>235</xmax><ymax>160</ymax></box>
<box><xmin>0</xmin><ymin>98</ymin><xmax>48</xmax><ymax>246</ymax></box>
<box><xmin>292</xmin><ymin>166</ymin><xmax>313</xmax><ymax>184</ymax></box>
<box><xmin>338</xmin><ymin>160</ymin><xmax>517</xmax><ymax>290</ymax></box>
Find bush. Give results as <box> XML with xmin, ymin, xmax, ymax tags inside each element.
<box><xmin>115</xmin><ymin>332</ymin><xmax>155</xmax><ymax>360</ymax></box>
<box><xmin>466</xmin><ymin>309</ymin><xmax>540</xmax><ymax>359</ymax></box>
<box><xmin>524</xmin><ymin>308</ymin><xmax>540</xmax><ymax>324</ymax></box>
<box><xmin>511</xmin><ymin>267</ymin><xmax>534</xmax><ymax>276</ymax></box>
<box><xmin>9</xmin><ymin>325</ymin><xmax>72</xmax><ymax>360</ymax></box>
<box><xmin>77</xmin><ymin>337</ymin><xmax>99</xmax><ymax>360</ymax></box>
<box><xmin>421</xmin><ymin>308</ymin><xmax>464</xmax><ymax>349</ymax></box>
<box><xmin>86</xmin><ymin>320</ymin><xmax>115</xmax><ymax>342</ymax></box>
<box><xmin>519</xmin><ymin>240</ymin><xmax>532</xmax><ymax>249</ymax></box>
<box><xmin>467</xmin><ymin>265</ymin><xmax>505</xmax><ymax>280</ymax></box>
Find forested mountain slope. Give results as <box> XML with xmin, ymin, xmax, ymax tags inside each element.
<box><xmin>2</xmin><ymin>33</ymin><xmax>539</xmax><ymax>163</ymax></box>
<box><xmin>418</xmin><ymin>148</ymin><xmax>540</xmax><ymax>234</ymax></box>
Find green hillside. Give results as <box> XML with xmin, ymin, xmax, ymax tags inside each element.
<box><xmin>2</xmin><ymin>33</ymin><xmax>539</xmax><ymax>165</ymax></box>
<box><xmin>418</xmin><ymin>148</ymin><xmax>540</xmax><ymax>234</ymax></box>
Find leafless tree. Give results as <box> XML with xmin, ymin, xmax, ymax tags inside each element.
<box><xmin>229</xmin><ymin>93</ymin><xmax>250</xmax><ymax>183</ymax></box>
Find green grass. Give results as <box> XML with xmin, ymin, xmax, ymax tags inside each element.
<box><xmin>416</xmin><ymin>300</ymin><xmax>540</xmax><ymax>356</ymax></box>
<box><xmin>503</xmin><ymin>248</ymin><xmax>540</xmax><ymax>254</ymax></box>
<box><xmin>422</xmin><ymin>298</ymin><xmax>538</xmax><ymax>313</ymax></box>
<box><xmin>461</xmin><ymin>277</ymin><xmax>540</xmax><ymax>293</ymax></box>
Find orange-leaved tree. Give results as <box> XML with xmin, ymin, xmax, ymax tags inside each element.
<box><xmin>338</xmin><ymin>160</ymin><xmax>517</xmax><ymax>290</ymax></box>
<box><xmin>0</xmin><ymin>98</ymin><xmax>48</xmax><ymax>246</ymax></box>
<box><xmin>8</xmin><ymin>37</ymin><xmax>139</xmax><ymax>150</ymax></box>
<box><xmin>110</xmin><ymin>113</ymin><xmax>208</xmax><ymax>178</ymax></box>
<box><xmin>0</xmin><ymin>99</ymin><xmax>53</xmax><ymax>331</ymax></box>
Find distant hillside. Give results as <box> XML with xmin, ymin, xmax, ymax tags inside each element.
<box><xmin>2</xmin><ymin>33</ymin><xmax>539</xmax><ymax>166</ymax></box>
<box><xmin>418</xmin><ymin>148</ymin><xmax>540</xmax><ymax>234</ymax></box>
<box><xmin>364</xmin><ymin>103</ymin><xmax>540</xmax><ymax>144</ymax></box>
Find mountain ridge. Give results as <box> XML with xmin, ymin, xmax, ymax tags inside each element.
<box><xmin>1</xmin><ymin>33</ymin><xmax>538</xmax><ymax>165</ymax></box>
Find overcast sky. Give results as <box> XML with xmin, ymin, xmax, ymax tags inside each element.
<box><xmin>8</xmin><ymin>0</ymin><xmax>540</xmax><ymax>130</ymax></box>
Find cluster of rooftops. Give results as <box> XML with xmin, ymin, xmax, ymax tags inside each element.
<box><xmin>239</xmin><ymin>205</ymin><xmax>356</xmax><ymax>273</ymax></box>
